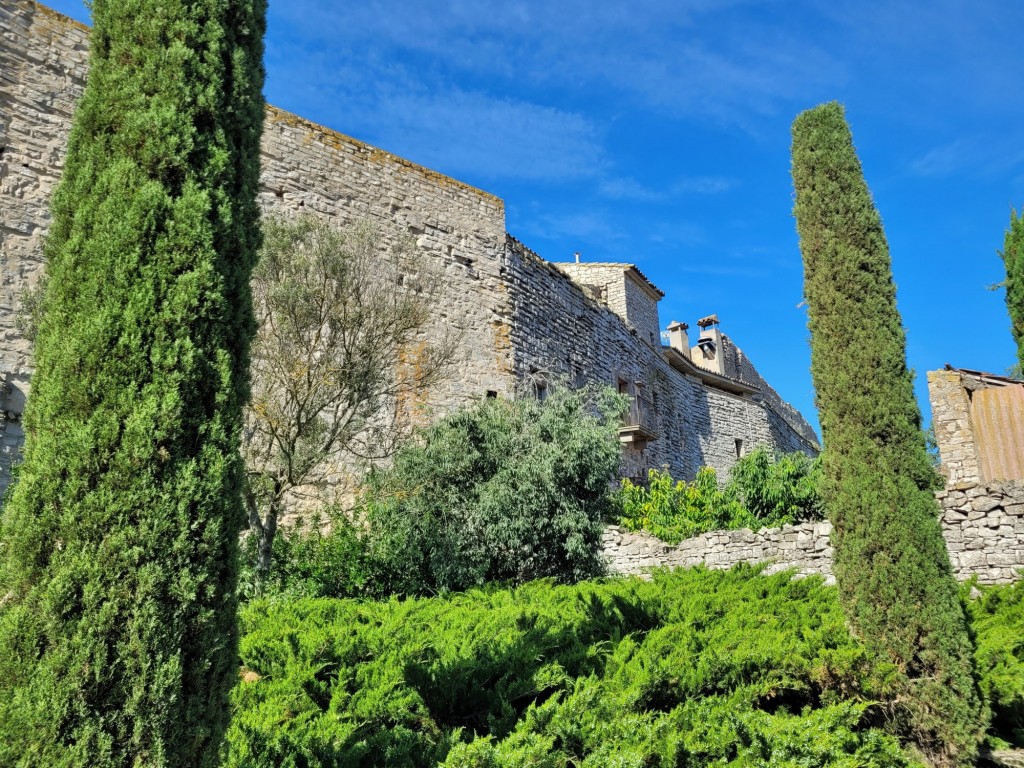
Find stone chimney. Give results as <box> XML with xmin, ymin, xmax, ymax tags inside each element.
<box><xmin>692</xmin><ymin>314</ymin><xmax>725</xmax><ymax>375</ymax></box>
<box><xmin>665</xmin><ymin>321</ymin><xmax>691</xmax><ymax>360</ymax></box>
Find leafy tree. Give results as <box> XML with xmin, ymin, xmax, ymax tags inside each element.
<box><xmin>1000</xmin><ymin>207</ymin><xmax>1024</xmax><ymax>373</ymax></box>
<box><xmin>242</xmin><ymin>216</ymin><xmax>454</xmax><ymax>586</ymax></box>
<box><xmin>726</xmin><ymin>446</ymin><xmax>823</xmax><ymax>523</ymax></box>
<box><xmin>617</xmin><ymin>449</ymin><xmax>822</xmax><ymax>544</ymax></box>
<box><xmin>618</xmin><ymin>467</ymin><xmax>751</xmax><ymax>543</ymax></box>
<box><xmin>359</xmin><ymin>384</ymin><xmax>625</xmax><ymax>595</ymax></box>
<box><xmin>0</xmin><ymin>0</ymin><xmax>265</xmax><ymax>765</ymax></box>
<box><xmin>791</xmin><ymin>101</ymin><xmax>982</xmax><ymax>766</ymax></box>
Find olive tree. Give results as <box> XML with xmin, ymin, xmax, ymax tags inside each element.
<box><xmin>242</xmin><ymin>216</ymin><xmax>454</xmax><ymax>584</ymax></box>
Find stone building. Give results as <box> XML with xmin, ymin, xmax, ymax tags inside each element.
<box><xmin>927</xmin><ymin>366</ymin><xmax>1024</xmax><ymax>583</ymax></box>
<box><xmin>0</xmin><ymin>0</ymin><xmax>818</xmax><ymax>499</ymax></box>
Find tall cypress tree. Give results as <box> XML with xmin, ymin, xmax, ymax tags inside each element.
<box><xmin>0</xmin><ymin>1</ymin><xmax>265</xmax><ymax>765</ymax></box>
<box><xmin>1000</xmin><ymin>207</ymin><xmax>1024</xmax><ymax>373</ymax></box>
<box><xmin>791</xmin><ymin>102</ymin><xmax>982</xmax><ymax>766</ymax></box>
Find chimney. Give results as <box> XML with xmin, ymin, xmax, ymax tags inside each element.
<box><xmin>692</xmin><ymin>314</ymin><xmax>725</xmax><ymax>375</ymax></box>
<box><xmin>665</xmin><ymin>321</ymin><xmax>691</xmax><ymax>360</ymax></box>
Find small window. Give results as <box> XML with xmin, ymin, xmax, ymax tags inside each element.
<box><xmin>535</xmin><ymin>381</ymin><xmax>548</xmax><ymax>402</ymax></box>
<box><xmin>485</xmin><ymin>390</ymin><xmax>498</xmax><ymax>399</ymax></box>
<box><xmin>735</xmin><ymin>439</ymin><xmax>744</xmax><ymax>458</ymax></box>
<box><xmin>617</xmin><ymin>377</ymin><xmax>630</xmax><ymax>396</ymax></box>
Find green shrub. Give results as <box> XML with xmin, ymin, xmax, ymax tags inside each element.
<box><xmin>618</xmin><ymin>449</ymin><xmax>822</xmax><ymax>544</ymax></box>
<box><xmin>357</xmin><ymin>385</ymin><xmax>625</xmax><ymax>596</ymax></box>
<box><xmin>726</xmin><ymin>446</ymin><xmax>824</xmax><ymax>524</ymax></box>
<box><xmin>965</xmin><ymin>579</ymin><xmax>1024</xmax><ymax>749</ymax></box>
<box><xmin>238</xmin><ymin>508</ymin><xmax>370</xmax><ymax>601</ymax></box>
<box><xmin>226</xmin><ymin>567</ymin><xmax>918</xmax><ymax>768</ymax></box>
<box><xmin>618</xmin><ymin>467</ymin><xmax>753</xmax><ymax>543</ymax></box>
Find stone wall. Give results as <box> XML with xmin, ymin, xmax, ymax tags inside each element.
<box><xmin>505</xmin><ymin>239</ymin><xmax>819</xmax><ymax>481</ymax></box>
<box><xmin>928</xmin><ymin>369</ymin><xmax>984</xmax><ymax>485</ymax></box>
<box><xmin>720</xmin><ymin>334</ymin><xmax>819</xmax><ymax>451</ymax></box>
<box><xmin>0</xmin><ymin>0</ymin><xmax>820</xmax><ymax>499</ymax></box>
<box><xmin>938</xmin><ymin>480</ymin><xmax>1024</xmax><ymax>584</ymax></box>
<box><xmin>257</xmin><ymin>106</ymin><xmax>515</xmax><ymax>411</ymax></box>
<box><xmin>0</xmin><ymin>0</ymin><xmax>517</xmax><ymax>498</ymax></box>
<box><xmin>605</xmin><ymin>482</ymin><xmax>1024</xmax><ymax>584</ymax></box>
<box><xmin>602</xmin><ymin>522</ymin><xmax>835</xmax><ymax>582</ymax></box>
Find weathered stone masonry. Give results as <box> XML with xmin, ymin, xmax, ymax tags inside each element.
<box><xmin>602</xmin><ymin>490</ymin><xmax>1024</xmax><ymax>585</ymax></box>
<box><xmin>0</xmin><ymin>0</ymin><xmax>818</xmax><ymax>499</ymax></box>
<box><xmin>602</xmin><ymin>368</ymin><xmax>1024</xmax><ymax>585</ymax></box>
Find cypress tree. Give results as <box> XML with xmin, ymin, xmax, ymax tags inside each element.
<box><xmin>1000</xmin><ymin>207</ymin><xmax>1024</xmax><ymax>373</ymax></box>
<box><xmin>0</xmin><ymin>0</ymin><xmax>265</xmax><ymax>765</ymax></box>
<box><xmin>791</xmin><ymin>102</ymin><xmax>982</xmax><ymax>766</ymax></box>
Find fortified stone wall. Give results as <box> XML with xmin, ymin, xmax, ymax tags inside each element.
<box><xmin>603</xmin><ymin>483</ymin><xmax>1024</xmax><ymax>585</ymax></box>
<box><xmin>556</xmin><ymin>262</ymin><xmax>663</xmax><ymax>350</ymax></box>
<box><xmin>719</xmin><ymin>334</ymin><xmax>819</xmax><ymax>450</ymax></box>
<box><xmin>0</xmin><ymin>1</ymin><xmax>516</xmax><ymax>497</ymax></box>
<box><xmin>0</xmin><ymin>0</ymin><xmax>820</xmax><ymax>499</ymax></box>
<box><xmin>257</xmin><ymin>106</ymin><xmax>515</xmax><ymax>410</ymax></box>
<box><xmin>506</xmin><ymin>239</ymin><xmax>818</xmax><ymax>481</ymax></box>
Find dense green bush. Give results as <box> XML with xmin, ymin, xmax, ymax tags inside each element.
<box><xmin>727</xmin><ymin>446</ymin><xmax>823</xmax><ymax>523</ymax></box>
<box><xmin>966</xmin><ymin>579</ymin><xmax>1024</xmax><ymax>749</ymax></box>
<box><xmin>792</xmin><ymin>101</ymin><xmax>982</xmax><ymax>765</ymax></box>
<box><xmin>357</xmin><ymin>385</ymin><xmax>625</xmax><ymax>595</ymax></box>
<box><xmin>618</xmin><ymin>448</ymin><xmax>823</xmax><ymax>543</ymax></box>
<box><xmin>238</xmin><ymin>509</ymin><xmax>370</xmax><ymax>601</ymax></box>
<box><xmin>618</xmin><ymin>467</ymin><xmax>751</xmax><ymax>543</ymax></box>
<box><xmin>0</xmin><ymin>0</ymin><xmax>265</xmax><ymax>765</ymax></box>
<box><xmin>226</xmin><ymin>567</ymin><xmax>919</xmax><ymax>767</ymax></box>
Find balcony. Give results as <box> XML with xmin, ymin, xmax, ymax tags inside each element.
<box><xmin>619</xmin><ymin>393</ymin><xmax>658</xmax><ymax>448</ymax></box>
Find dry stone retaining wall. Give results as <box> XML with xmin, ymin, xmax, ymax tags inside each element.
<box><xmin>938</xmin><ymin>481</ymin><xmax>1024</xmax><ymax>584</ymax></box>
<box><xmin>605</xmin><ymin>480</ymin><xmax>1024</xmax><ymax>585</ymax></box>
<box><xmin>602</xmin><ymin>522</ymin><xmax>835</xmax><ymax>582</ymax></box>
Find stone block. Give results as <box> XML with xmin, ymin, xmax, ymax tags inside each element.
<box><xmin>958</xmin><ymin>550</ymin><xmax>987</xmax><ymax>568</ymax></box>
<box><xmin>986</xmin><ymin>553</ymin><xmax>1018</xmax><ymax>567</ymax></box>
<box><xmin>972</xmin><ymin>495</ymin><xmax>1002</xmax><ymax>513</ymax></box>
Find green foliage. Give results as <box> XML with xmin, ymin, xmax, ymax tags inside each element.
<box><xmin>0</xmin><ymin>0</ymin><xmax>265</xmax><ymax>765</ymax></box>
<box><xmin>225</xmin><ymin>568</ymin><xmax>918</xmax><ymax>768</ymax></box>
<box><xmin>358</xmin><ymin>385</ymin><xmax>625</xmax><ymax>596</ymax></box>
<box><xmin>1000</xmin><ymin>207</ymin><xmax>1024</xmax><ymax>373</ymax></box>
<box><xmin>618</xmin><ymin>449</ymin><xmax>823</xmax><ymax>543</ymax></box>
<box><xmin>238</xmin><ymin>508</ymin><xmax>371</xmax><ymax>601</ymax></box>
<box><xmin>965</xmin><ymin>579</ymin><xmax>1024</xmax><ymax>749</ymax></box>
<box><xmin>727</xmin><ymin>447</ymin><xmax>824</xmax><ymax>523</ymax></box>
<box><xmin>618</xmin><ymin>467</ymin><xmax>753</xmax><ymax>543</ymax></box>
<box><xmin>792</xmin><ymin>101</ymin><xmax>983</xmax><ymax>765</ymax></box>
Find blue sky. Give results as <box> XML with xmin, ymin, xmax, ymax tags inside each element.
<box><xmin>46</xmin><ymin>1</ymin><xmax>1024</xmax><ymax>436</ymax></box>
